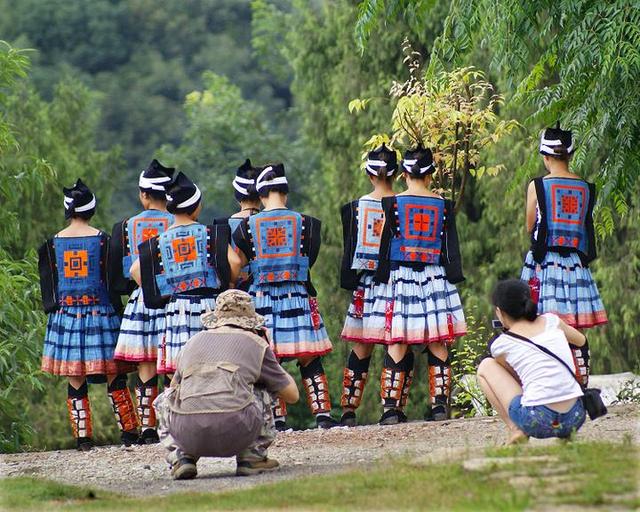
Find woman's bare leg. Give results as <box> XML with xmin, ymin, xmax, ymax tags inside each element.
<box><xmin>477</xmin><ymin>358</ymin><xmax>527</xmax><ymax>442</ymax></box>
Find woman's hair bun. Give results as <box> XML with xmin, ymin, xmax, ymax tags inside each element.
<box><xmin>523</xmin><ymin>298</ymin><xmax>538</xmax><ymax>321</ymax></box>
<box><xmin>492</xmin><ymin>278</ymin><xmax>538</xmax><ymax>322</ymax></box>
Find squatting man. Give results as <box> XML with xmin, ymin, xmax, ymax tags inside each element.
<box><xmin>154</xmin><ymin>289</ymin><xmax>299</xmax><ymax>479</ymax></box>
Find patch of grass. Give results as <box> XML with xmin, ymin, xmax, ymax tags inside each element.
<box><xmin>1</xmin><ymin>441</ymin><xmax>637</xmax><ymax>511</ymax></box>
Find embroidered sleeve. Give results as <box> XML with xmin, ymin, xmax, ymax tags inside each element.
<box><xmin>340</xmin><ymin>201</ymin><xmax>359</xmax><ymax>290</ymax></box>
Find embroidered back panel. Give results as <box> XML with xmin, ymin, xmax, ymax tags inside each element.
<box><xmin>352</xmin><ymin>197</ymin><xmax>384</xmax><ymax>271</ymax></box>
<box><xmin>248</xmin><ymin>210</ymin><xmax>309</xmax><ymax>284</ymax></box>
<box><xmin>542</xmin><ymin>178</ymin><xmax>589</xmax><ymax>252</ymax></box>
<box><xmin>54</xmin><ymin>235</ymin><xmax>109</xmax><ymax>306</ymax></box>
<box><xmin>390</xmin><ymin>196</ymin><xmax>445</xmax><ymax>264</ymax></box>
<box><xmin>123</xmin><ymin>210</ymin><xmax>174</xmax><ymax>277</ymax></box>
<box><xmin>156</xmin><ymin>224</ymin><xmax>220</xmax><ymax>295</ymax></box>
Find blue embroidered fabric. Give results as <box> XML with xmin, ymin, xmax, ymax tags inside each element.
<box><xmin>123</xmin><ymin>210</ymin><xmax>174</xmax><ymax>277</ymax></box>
<box><xmin>54</xmin><ymin>235</ymin><xmax>110</xmax><ymax>306</ymax></box>
<box><xmin>390</xmin><ymin>196</ymin><xmax>445</xmax><ymax>264</ymax></box>
<box><xmin>541</xmin><ymin>178</ymin><xmax>589</xmax><ymax>253</ymax></box>
<box><xmin>352</xmin><ymin>197</ymin><xmax>384</xmax><ymax>271</ymax></box>
<box><xmin>155</xmin><ymin>224</ymin><xmax>220</xmax><ymax>295</ymax></box>
<box><xmin>248</xmin><ymin>210</ymin><xmax>309</xmax><ymax>284</ymax></box>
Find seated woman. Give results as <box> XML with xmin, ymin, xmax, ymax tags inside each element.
<box><xmin>477</xmin><ymin>279</ymin><xmax>587</xmax><ymax>444</ymax></box>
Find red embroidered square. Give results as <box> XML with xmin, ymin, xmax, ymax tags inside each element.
<box><xmin>267</xmin><ymin>227</ymin><xmax>287</xmax><ymax>247</ymax></box>
<box><xmin>63</xmin><ymin>250</ymin><xmax>89</xmax><ymax>278</ymax></box>
<box><xmin>172</xmin><ymin>237</ymin><xmax>197</xmax><ymax>263</ymax></box>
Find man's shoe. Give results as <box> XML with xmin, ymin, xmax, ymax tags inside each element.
<box><xmin>379</xmin><ymin>409</ymin><xmax>400</xmax><ymax>426</ymax></box>
<box><xmin>425</xmin><ymin>404</ymin><xmax>449</xmax><ymax>422</ymax></box>
<box><xmin>236</xmin><ymin>458</ymin><xmax>280</xmax><ymax>477</ymax></box>
<box><xmin>340</xmin><ymin>411</ymin><xmax>357</xmax><ymax>427</ymax></box>
<box><xmin>121</xmin><ymin>430</ymin><xmax>139</xmax><ymax>446</ymax></box>
<box><xmin>76</xmin><ymin>437</ymin><xmax>94</xmax><ymax>452</ymax></box>
<box><xmin>172</xmin><ymin>457</ymin><xmax>198</xmax><ymax>480</ymax></box>
<box><xmin>274</xmin><ymin>419</ymin><xmax>287</xmax><ymax>432</ymax></box>
<box><xmin>138</xmin><ymin>428</ymin><xmax>160</xmax><ymax>445</ymax></box>
<box><xmin>316</xmin><ymin>414</ymin><xmax>340</xmax><ymax>429</ymax></box>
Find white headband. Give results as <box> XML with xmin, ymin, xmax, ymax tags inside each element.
<box><xmin>365</xmin><ymin>159</ymin><xmax>395</xmax><ymax>177</ymax></box>
<box><xmin>64</xmin><ymin>194</ymin><xmax>96</xmax><ymax>212</ymax></box>
<box><xmin>540</xmin><ymin>136</ymin><xmax>574</xmax><ymax>155</ymax></box>
<box><xmin>166</xmin><ymin>186</ymin><xmax>201</xmax><ymax>209</ymax></box>
<box><xmin>232</xmin><ymin>176</ymin><xmax>255</xmax><ymax>196</ymax></box>
<box><xmin>139</xmin><ymin>171</ymin><xmax>172</xmax><ymax>191</ymax></box>
<box><xmin>256</xmin><ymin>176</ymin><xmax>288</xmax><ymax>191</ymax></box>
<box><xmin>402</xmin><ymin>158</ymin><xmax>434</xmax><ymax>174</ymax></box>
<box><xmin>256</xmin><ymin>166</ymin><xmax>288</xmax><ymax>191</ymax></box>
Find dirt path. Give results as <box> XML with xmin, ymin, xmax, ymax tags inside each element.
<box><xmin>1</xmin><ymin>404</ymin><xmax>638</xmax><ymax>497</ymax></box>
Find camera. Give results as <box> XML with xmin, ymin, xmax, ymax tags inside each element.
<box><xmin>491</xmin><ymin>319</ymin><xmax>503</xmax><ymax>329</ymax></box>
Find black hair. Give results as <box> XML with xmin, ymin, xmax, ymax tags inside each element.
<box><xmin>544</xmin><ymin>146</ymin><xmax>571</xmax><ymax>162</ymax></box>
<box><xmin>166</xmin><ymin>200</ymin><xmax>199</xmax><ymax>216</ymax></box>
<box><xmin>491</xmin><ymin>279</ymin><xmax>538</xmax><ymax>322</ymax></box>
<box><xmin>140</xmin><ymin>188</ymin><xmax>168</xmax><ymax>202</ymax></box>
<box><xmin>69</xmin><ymin>211</ymin><xmax>95</xmax><ymax>221</ymax></box>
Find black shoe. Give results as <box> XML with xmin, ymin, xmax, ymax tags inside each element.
<box><xmin>316</xmin><ymin>414</ymin><xmax>340</xmax><ymax>429</ymax></box>
<box><xmin>397</xmin><ymin>410</ymin><xmax>408</xmax><ymax>423</ymax></box>
<box><xmin>138</xmin><ymin>428</ymin><xmax>160</xmax><ymax>445</ymax></box>
<box><xmin>76</xmin><ymin>437</ymin><xmax>94</xmax><ymax>452</ymax></box>
<box><xmin>379</xmin><ymin>409</ymin><xmax>400</xmax><ymax>426</ymax></box>
<box><xmin>274</xmin><ymin>419</ymin><xmax>288</xmax><ymax>432</ymax></box>
<box><xmin>340</xmin><ymin>411</ymin><xmax>357</xmax><ymax>427</ymax></box>
<box><xmin>172</xmin><ymin>456</ymin><xmax>197</xmax><ymax>480</ymax></box>
<box><xmin>425</xmin><ymin>405</ymin><xmax>449</xmax><ymax>422</ymax></box>
<box><xmin>121</xmin><ymin>430</ymin><xmax>139</xmax><ymax>446</ymax></box>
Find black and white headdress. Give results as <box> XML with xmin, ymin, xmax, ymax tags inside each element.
<box><xmin>365</xmin><ymin>143</ymin><xmax>398</xmax><ymax>177</ymax></box>
<box><xmin>539</xmin><ymin>124</ymin><xmax>575</xmax><ymax>157</ymax></box>
<box><xmin>139</xmin><ymin>159</ymin><xmax>175</xmax><ymax>193</ymax></box>
<box><xmin>402</xmin><ymin>144</ymin><xmax>435</xmax><ymax>176</ymax></box>
<box><xmin>165</xmin><ymin>172</ymin><xmax>202</xmax><ymax>214</ymax></box>
<box><xmin>63</xmin><ymin>179</ymin><xmax>96</xmax><ymax>219</ymax></box>
<box><xmin>233</xmin><ymin>159</ymin><xmax>259</xmax><ymax>199</ymax></box>
<box><xmin>255</xmin><ymin>163</ymin><xmax>288</xmax><ymax>195</ymax></box>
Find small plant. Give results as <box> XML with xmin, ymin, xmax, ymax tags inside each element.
<box><xmin>349</xmin><ymin>39</ymin><xmax>521</xmax><ymax>212</ymax></box>
<box><xmin>615</xmin><ymin>378</ymin><xmax>640</xmax><ymax>404</ymax></box>
<box><xmin>450</xmin><ymin>308</ymin><xmax>492</xmax><ymax>417</ymax></box>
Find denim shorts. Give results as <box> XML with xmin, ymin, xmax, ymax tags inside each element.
<box><xmin>508</xmin><ymin>395</ymin><xmax>586</xmax><ymax>439</ymax></box>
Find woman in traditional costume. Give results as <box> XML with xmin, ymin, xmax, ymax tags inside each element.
<box><xmin>230</xmin><ymin>163</ymin><xmax>337</xmax><ymax>429</ymax></box>
<box><xmin>214</xmin><ymin>159</ymin><xmax>261</xmax><ymax>291</ymax></box>
<box><xmin>111</xmin><ymin>159</ymin><xmax>175</xmax><ymax>444</ymax></box>
<box><xmin>338</xmin><ymin>143</ymin><xmax>399</xmax><ymax>426</ymax></box>
<box><xmin>374</xmin><ymin>145</ymin><xmax>466</xmax><ymax>424</ymax></box>
<box><xmin>38</xmin><ymin>180</ymin><xmax>138</xmax><ymax>450</ymax></box>
<box><xmin>132</xmin><ymin>171</ymin><xmax>231</xmax><ymax>375</ymax></box>
<box><xmin>521</xmin><ymin>125</ymin><xmax>607</xmax><ymax>386</ymax></box>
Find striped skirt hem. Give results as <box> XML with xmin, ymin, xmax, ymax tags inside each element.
<box><xmin>41</xmin><ymin>356</ymin><xmax>135</xmax><ymax>377</ymax></box>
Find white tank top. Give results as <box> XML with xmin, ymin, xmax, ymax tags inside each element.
<box><xmin>490</xmin><ymin>314</ymin><xmax>583</xmax><ymax>406</ymax></box>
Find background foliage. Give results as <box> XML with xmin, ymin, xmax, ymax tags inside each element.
<box><xmin>0</xmin><ymin>0</ymin><xmax>637</xmax><ymax>451</ymax></box>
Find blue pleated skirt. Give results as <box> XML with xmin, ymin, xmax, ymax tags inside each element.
<box><xmin>521</xmin><ymin>251</ymin><xmax>607</xmax><ymax>328</ymax></box>
<box><xmin>159</xmin><ymin>294</ymin><xmax>216</xmax><ymax>374</ymax></box>
<box><xmin>114</xmin><ymin>287</ymin><xmax>166</xmax><ymax>363</ymax></box>
<box><xmin>250</xmin><ymin>281</ymin><xmax>332</xmax><ymax>359</ymax></box>
<box><xmin>361</xmin><ymin>265</ymin><xmax>467</xmax><ymax>345</ymax></box>
<box><xmin>42</xmin><ymin>304</ymin><xmax>132</xmax><ymax>376</ymax></box>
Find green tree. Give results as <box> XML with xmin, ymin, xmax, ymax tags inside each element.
<box><xmin>158</xmin><ymin>71</ymin><xmax>303</xmax><ymax>220</ymax></box>
<box><xmin>0</xmin><ymin>43</ymin><xmax>123</xmax><ymax>451</ymax></box>
<box><xmin>355</xmin><ymin>0</ymin><xmax>640</xmax><ymax>228</ymax></box>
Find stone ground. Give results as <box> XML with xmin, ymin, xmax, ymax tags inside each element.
<box><xmin>1</xmin><ymin>404</ymin><xmax>638</xmax><ymax>497</ymax></box>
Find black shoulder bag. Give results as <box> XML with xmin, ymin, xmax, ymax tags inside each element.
<box><xmin>505</xmin><ymin>330</ymin><xmax>607</xmax><ymax>420</ymax></box>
